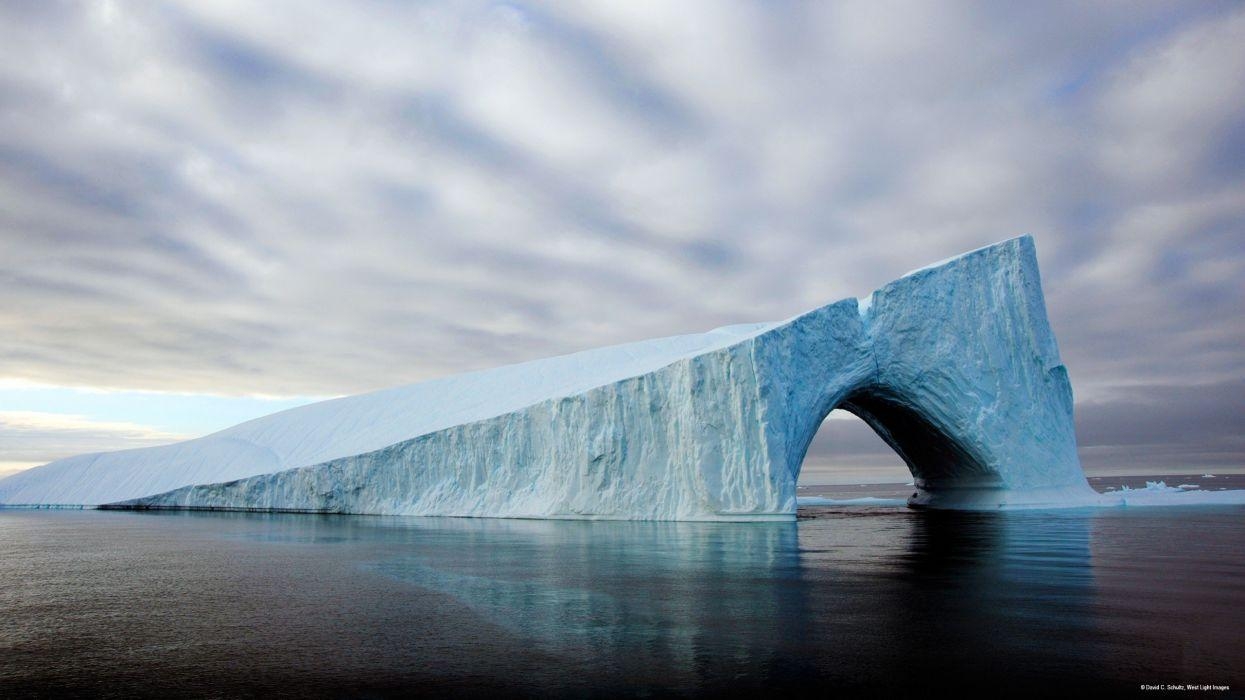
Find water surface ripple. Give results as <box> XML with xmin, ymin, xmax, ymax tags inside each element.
<box><xmin>1</xmin><ymin>505</ymin><xmax>1242</xmax><ymax>697</ymax></box>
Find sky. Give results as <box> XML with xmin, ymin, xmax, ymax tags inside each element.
<box><xmin>1</xmin><ymin>1</ymin><xmax>1243</xmax><ymax>483</ymax></box>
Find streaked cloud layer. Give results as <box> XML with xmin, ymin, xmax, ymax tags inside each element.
<box><xmin>1</xmin><ymin>1</ymin><xmax>1242</xmax><ymax>475</ymax></box>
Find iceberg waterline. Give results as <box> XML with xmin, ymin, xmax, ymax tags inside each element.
<box><xmin>795</xmin><ymin>484</ymin><xmax>1245</xmax><ymax>509</ymax></box>
<box><xmin>796</xmin><ymin>496</ymin><xmax>909</xmax><ymax>507</ymax></box>
<box><xmin>6</xmin><ymin>236</ymin><xmax>1237</xmax><ymax>518</ymax></box>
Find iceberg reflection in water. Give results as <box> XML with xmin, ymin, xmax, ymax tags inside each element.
<box><xmin>1</xmin><ymin>506</ymin><xmax>1242</xmax><ymax>696</ymax></box>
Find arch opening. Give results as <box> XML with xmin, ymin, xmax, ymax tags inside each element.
<box><xmin>838</xmin><ymin>389</ymin><xmax>997</xmax><ymax>490</ymax></box>
<box><xmin>795</xmin><ymin>387</ymin><xmax>1001</xmax><ymax>499</ymax></box>
<box><xmin>796</xmin><ymin>410</ymin><xmax>909</xmax><ymax>488</ymax></box>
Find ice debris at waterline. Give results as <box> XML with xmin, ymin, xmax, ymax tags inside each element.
<box><xmin>5</xmin><ymin>236</ymin><xmax>1233</xmax><ymax>520</ymax></box>
<box><xmin>1099</xmin><ymin>481</ymin><xmax>1245</xmax><ymax>507</ymax></box>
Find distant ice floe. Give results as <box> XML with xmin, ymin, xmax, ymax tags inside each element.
<box><xmin>1097</xmin><ymin>481</ymin><xmax>1245</xmax><ymax>508</ymax></box>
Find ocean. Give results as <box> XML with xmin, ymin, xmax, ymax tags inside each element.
<box><xmin>2</xmin><ymin>476</ymin><xmax>1243</xmax><ymax>698</ymax></box>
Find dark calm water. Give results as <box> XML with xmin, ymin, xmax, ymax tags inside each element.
<box><xmin>2</xmin><ymin>499</ymin><xmax>1244</xmax><ymax>698</ymax></box>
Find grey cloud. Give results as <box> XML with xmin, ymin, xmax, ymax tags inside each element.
<box><xmin>501</xmin><ymin>5</ymin><xmax>701</xmax><ymax>137</ymax></box>
<box><xmin>1075</xmin><ymin>381</ymin><xmax>1245</xmax><ymax>450</ymax></box>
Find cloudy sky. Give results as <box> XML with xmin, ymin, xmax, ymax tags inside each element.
<box><xmin>1</xmin><ymin>1</ymin><xmax>1242</xmax><ymax>483</ymax></box>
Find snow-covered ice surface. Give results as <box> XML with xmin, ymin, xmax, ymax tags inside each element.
<box><xmin>8</xmin><ymin>236</ymin><xmax>1236</xmax><ymax>519</ymax></box>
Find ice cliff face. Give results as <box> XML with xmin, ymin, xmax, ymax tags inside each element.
<box><xmin>0</xmin><ymin>236</ymin><xmax>1097</xmax><ymax>518</ymax></box>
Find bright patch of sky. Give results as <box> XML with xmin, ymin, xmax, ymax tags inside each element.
<box><xmin>0</xmin><ymin>383</ymin><xmax>321</xmax><ymax>436</ymax></box>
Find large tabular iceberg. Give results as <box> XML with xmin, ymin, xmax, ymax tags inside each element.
<box><xmin>1</xmin><ymin>236</ymin><xmax>1102</xmax><ymax>518</ymax></box>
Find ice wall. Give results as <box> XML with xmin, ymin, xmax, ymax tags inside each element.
<box><xmin>2</xmin><ymin>236</ymin><xmax>1097</xmax><ymax>517</ymax></box>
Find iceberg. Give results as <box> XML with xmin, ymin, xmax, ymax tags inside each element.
<box><xmin>1</xmin><ymin>236</ymin><xmax>1107</xmax><ymax>519</ymax></box>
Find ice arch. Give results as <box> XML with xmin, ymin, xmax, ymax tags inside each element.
<box><xmin>762</xmin><ymin>235</ymin><xmax>1092</xmax><ymax>510</ymax></box>
<box><xmin>0</xmin><ymin>236</ymin><xmax>1096</xmax><ymax>517</ymax></box>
